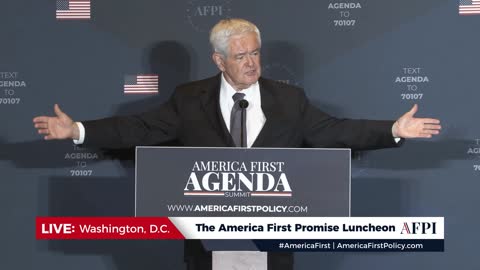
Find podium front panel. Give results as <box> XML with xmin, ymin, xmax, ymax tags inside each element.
<box><xmin>136</xmin><ymin>147</ymin><xmax>350</xmax><ymax>218</ymax></box>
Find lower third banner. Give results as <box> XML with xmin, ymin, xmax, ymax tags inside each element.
<box><xmin>36</xmin><ymin>217</ymin><xmax>444</xmax><ymax>252</ymax></box>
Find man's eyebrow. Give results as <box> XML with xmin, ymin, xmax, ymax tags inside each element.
<box><xmin>234</xmin><ymin>48</ymin><xmax>260</xmax><ymax>57</ymax></box>
<box><xmin>233</xmin><ymin>52</ymin><xmax>247</xmax><ymax>57</ymax></box>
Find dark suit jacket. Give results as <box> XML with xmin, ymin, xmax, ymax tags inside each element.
<box><xmin>82</xmin><ymin>74</ymin><xmax>399</xmax><ymax>150</ymax></box>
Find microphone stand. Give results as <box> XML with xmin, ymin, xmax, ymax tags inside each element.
<box><xmin>239</xmin><ymin>100</ymin><xmax>249</xmax><ymax>148</ymax></box>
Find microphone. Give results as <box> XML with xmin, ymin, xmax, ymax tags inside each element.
<box><xmin>239</xmin><ymin>99</ymin><xmax>249</xmax><ymax>109</ymax></box>
<box><xmin>239</xmin><ymin>100</ymin><xmax>249</xmax><ymax>147</ymax></box>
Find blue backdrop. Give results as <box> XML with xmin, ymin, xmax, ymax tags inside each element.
<box><xmin>1</xmin><ymin>0</ymin><xmax>478</xmax><ymax>269</ymax></box>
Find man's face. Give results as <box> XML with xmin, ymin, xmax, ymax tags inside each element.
<box><xmin>213</xmin><ymin>32</ymin><xmax>261</xmax><ymax>90</ymax></box>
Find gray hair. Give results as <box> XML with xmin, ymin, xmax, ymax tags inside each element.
<box><xmin>209</xmin><ymin>18</ymin><xmax>262</xmax><ymax>57</ymax></box>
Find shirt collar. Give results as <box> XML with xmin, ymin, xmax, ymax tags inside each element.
<box><xmin>220</xmin><ymin>73</ymin><xmax>259</xmax><ymax>107</ymax></box>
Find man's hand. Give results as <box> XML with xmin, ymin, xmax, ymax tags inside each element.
<box><xmin>392</xmin><ymin>104</ymin><xmax>441</xmax><ymax>139</ymax></box>
<box><xmin>33</xmin><ymin>104</ymin><xmax>79</xmax><ymax>140</ymax></box>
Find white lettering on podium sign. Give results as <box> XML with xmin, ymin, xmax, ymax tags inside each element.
<box><xmin>183</xmin><ymin>161</ymin><xmax>292</xmax><ymax>197</ymax></box>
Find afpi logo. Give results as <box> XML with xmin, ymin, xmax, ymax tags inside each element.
<box><xmin>401</xmin><ymin>222</ymin><xmax>437</xmax><ymax>234</ymax></box>
<box><xmin>185</xmin><ymin>0</ymin><xmax>232</xmax><ymax>32</ymax></box>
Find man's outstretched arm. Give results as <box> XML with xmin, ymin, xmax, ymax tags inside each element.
<box><xmin>301</xmin><ymin>93</ymin><xmax>441</xmax><ymax>150</ymax></box>
<box><xmin>33</xmin><ymin>99</ymin><xmax>179</xmax><ymax>149</ymax></box>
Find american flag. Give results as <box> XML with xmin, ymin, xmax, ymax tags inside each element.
<box><xmin>459</xmin><ymin>0</ymin><xmax>480</xmax><ymax>15</ymax></box>
<box><xmin>124</xmin><ymin>75</ymin><xmax>158</xmax><ymax>94</ymax></box>
<box><xmin>56</xmin><ymin>0</ymin><xmax>91</xmax><ymax>20</ymax></box>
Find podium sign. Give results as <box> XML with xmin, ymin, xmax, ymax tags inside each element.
<box><xmin>135</xmin><ymin>147</ymin><xmax>351</xmax><ymax>218</ymax></box>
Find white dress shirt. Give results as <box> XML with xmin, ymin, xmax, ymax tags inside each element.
<box><xmin>219</xmin><ymin>74</ymin><xmax>266</xmax><ymax>148</ymax></box>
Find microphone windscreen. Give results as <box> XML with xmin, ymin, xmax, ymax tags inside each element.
<box><xmin>239</xmin><ymin>100</ymin><xmax>249</xmax><ymax>109</ymax></box>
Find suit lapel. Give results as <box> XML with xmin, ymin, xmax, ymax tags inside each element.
<box><xmin>252</xmin><ymin>78</ymin><xmax>283</xmax><ymax>147</ymax></box>
<box><xmin>199</xmin><ymin>74</ymin><xmax>235</xmax><ymax>146</ymax></box>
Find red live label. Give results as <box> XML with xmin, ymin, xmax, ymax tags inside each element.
<box><xmin>36</xmin><ymin>217</ymin><xmax>185</xmax><ymax>239</ymax></box>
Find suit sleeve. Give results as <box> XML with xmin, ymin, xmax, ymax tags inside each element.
<box><xmin>81</xmin><ymin>94</ymin><xmax>179</xmax><ymax>149</ymax></box>
<box><xmin>300</xmin><ymin>91</ymin><xmax>401</xmax><ymax>150</ymax></box>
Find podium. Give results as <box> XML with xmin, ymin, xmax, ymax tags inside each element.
<box><xmin>135</xmin><ymin>147</ymin><xmax>351</xmax><ymax>269</ymax></box>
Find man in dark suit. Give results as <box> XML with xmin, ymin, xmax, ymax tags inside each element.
<box><xmin>33</xmin><ymin>18</ymin><xmax>441</xmax><ymax>270</ymax></box>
